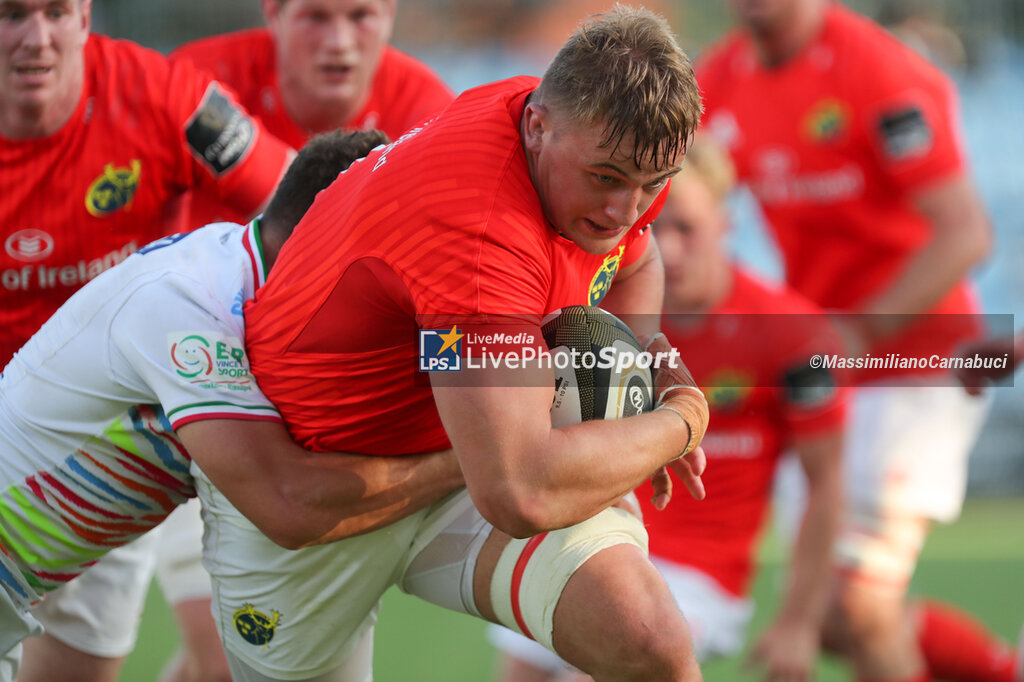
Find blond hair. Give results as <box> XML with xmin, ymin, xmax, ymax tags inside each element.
<box><xmin>675</xmin><ymin>135</ymin><xmax>735</xmax><ymax>202</ymax></box>
<box><xmin>536</xmin><ymin>4</ymin><xmax>703</xmax><ymax>171</ymax></box>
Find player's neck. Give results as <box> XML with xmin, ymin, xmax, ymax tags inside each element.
<box><xmin>0</xmin><ymin>71</ymin><xmax>83</xmax><ymax>140</ymax></box>
<box><xmin>748</xmin><ymin>2</ymin><xmax>828</xmax><ymax>68</ymax></box>
<box><xmin>280</xmin><ymin>85</ymin><xmax>365</xmax><ymax>136</ymax></box>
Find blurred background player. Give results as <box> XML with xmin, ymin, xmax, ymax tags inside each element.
<box><xmin>698</xmin><ymin>1</ymin><xmax>1016</xmax><ymax>680</ymax></box>
<box><xmin>488</xmin><ymin>137</ymin><xmax>846</xmax><ymax>682</ymax></box>
<box><xmin>170</xmin><ymin>0</ymin><xmax>454</xmax><ymax>227</ymax></box>
<box><xmin>0</xmin><ymin>0</ymin><xmax>292</xmax><ymax>680</ymax></box>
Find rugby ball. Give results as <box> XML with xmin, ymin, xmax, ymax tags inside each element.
<box><xmin>541</xmin><ymin>305</ymin><xmax>654</xmax><ymax>427</ymax></box>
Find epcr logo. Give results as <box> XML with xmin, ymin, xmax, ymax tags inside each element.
<box><xmin>5</xmin><ymin>229</ymin><xmax>55</xmax><ymax>263</ymax></box>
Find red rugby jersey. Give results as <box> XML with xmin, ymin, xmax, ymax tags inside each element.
<box><xmin>637</xmin><ymin>267</ymin><xmax>846</xmax><ymax>597</ymax></box>
<box><xmin>244</xmin><ymin>76</ymin><xmax>662</xmax><ymax>455</ymax></box>
<box><xmin>697</xmin><ymin>3</ymin><xmax>980</xmax><ymax>373</ymax></box>
<box><xmin>0</xmin><ymin>34</ymin><xmax>290</xmax><ymax>366</ymax></box>
<box><xmin>171</xmin><ymin>29</ymin><xmax>455</xmax><ymax>226</ymax></box>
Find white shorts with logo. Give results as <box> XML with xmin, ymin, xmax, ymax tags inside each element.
<box><xmin>29</xmin><ymin>497</ymin><xmax>210</xmax><ymax>658</ymax></box>
<box><xmin>487</xmin><ymin>557</ymin><xmax>752</xmax><ymax>669</ymax></box>
<box><xmin>194</xmin><ymin>464</ymin><xmax>648</xmax><ymax>681</ymax></box>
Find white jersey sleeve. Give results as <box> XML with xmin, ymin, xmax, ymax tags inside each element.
<box><xmin>105</xmin><ymin>228</ymin><xmax>279</xmax><ymax>429</ymax></box>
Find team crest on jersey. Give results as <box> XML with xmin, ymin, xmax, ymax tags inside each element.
<box><xmin>703</xmin><ymin>368</ymin><xmax>755</xmax><ymax>410</ymax></box>
<box><xmin>168</xmin><ymin>331</ymin><xmax>255</xmax><ymax>391</ymax></box>
<box><xmin>233</xmin><ymin>603</ymin><xmax>281</xmax><ymax>647</ymax></box>
<box><xmin>589</xmin><ymin>245</ymin><xmax>625</xmax><ymax>305</ymax></box>
<box><xmin>85</xmin><ymin>160</ymin><xmax>141</xmax><ymax>217</ymax></box>
<box><xmin>803</xmin><ymin>98</ymin><xmax>850</xmax><ymax>143</ymax></box>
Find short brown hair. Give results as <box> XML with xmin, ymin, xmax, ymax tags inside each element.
<box><xmin>263</xmin><ymin>129</ymin><xmax>388</xmax><ymax>234</ymax></box>
<box><xmin>536</xmin><ymin>4</ymin><xmax>702</xmax><ymax>171</ymax></box>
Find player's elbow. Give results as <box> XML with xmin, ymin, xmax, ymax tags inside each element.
<box><xmin>471</xmin><ymin>482</ymin><xmax>558</xmax><ymax>539</ymax></box>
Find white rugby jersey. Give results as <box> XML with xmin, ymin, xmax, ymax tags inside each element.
<box><xmin>0</xmin><ymin>222</ymin><xmax>280</xmax><ymax>608</ymax></box>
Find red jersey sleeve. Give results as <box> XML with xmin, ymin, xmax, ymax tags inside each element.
<box><xmin>855</xmin><ymin>37</ymin><xmax>966</xmax><ymax>194</ymax></box>
<box><xmin>164</xmin><ymin>58</ymin><xmax>290</xmax><ymax>218</ymax></box>
<box><xmin>771</xmin><ymin>293</ymin><xmax>848</xmax><ymax>438</ymax></box>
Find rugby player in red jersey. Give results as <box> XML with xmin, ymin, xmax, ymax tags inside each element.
<box><xmin>489</xmin><ymin>138</ymin><xmax>845</xmax><ymax>682</ymax></box>
<box><xmin>0</xmin><ymin>1</ymin><xmax>291</xmax><ymax>680</ymax></box>
<box><xmin>698</xmin><ymin>1</ymin><xmax>1014</xmax><ymax>681</ymax></box>
<box><xmin>194</xmin><ymin>7</ymin><xmax>709</xmax><ymax>681</ymax></box>
<box><xmin>171</xmin><ymin>0</ymin><xmax>454</xmax><ymax>227</ymax></box>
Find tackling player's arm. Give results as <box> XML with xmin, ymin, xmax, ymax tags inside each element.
<box><xmin>176</xmin><ymin>419</ymin><xmax>462</xmax><ymax>549</ymax></box>
<box><xmin>430</xmin><ymin>347</ymin><xmax>706</xmax><ymax>538</ymax></box>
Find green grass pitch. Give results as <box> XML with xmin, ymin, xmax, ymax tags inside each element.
<box><xmin>119</xmin><ymin>497</ymin><xmax>1024</xmax><ymax>681</ymax></box>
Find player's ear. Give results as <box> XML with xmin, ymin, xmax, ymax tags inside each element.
<box><xmin>522</xmin><ymin>102</ymin><xmax>549</xmax><ymax>154</ymax></box>
<box><xmin>78</xmin><ymin>0</ymin><xmax>92</xmax><ymax>35</ymax></box>
<box><xmin>262</xmin><ymin>0</ymin><xmax>282</xmax><ymax>27</ymax></box>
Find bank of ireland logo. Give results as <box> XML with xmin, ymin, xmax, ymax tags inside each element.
<box><xmin>589</xmin><ymin>245</ymin><xmax>625</xmax><ymax>305</ymax></box>
<box><xmin>85</xmin><ymin>159</ymin><xmax>141</xmax><ymax>217</ymax></box>
<box><xmin>233</xmin><ymin>603</ymin><xmax>281</xmax><ymax>647</ymax></box>
<box><xmin>418</xmin><ymin>325</ymin><xmax>463</xmax><ymax>372</ymax></box>
<box><xmin>5</xmin><ymin>228</ymin><xmax>54</xmax><ymax>263</ymax></box>
<box><xmin>169</xmin><ymin>334</ymin><xmax>213</xmax><ymax>379</ymax></box>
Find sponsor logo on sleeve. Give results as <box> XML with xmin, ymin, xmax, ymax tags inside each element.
<box><xmin>85</xmin><ymin>160</ymin><xmax>141</xmax><ymax>217</ymax></box>
<box><xmin>878</xmin><ymin>105</ymin><xmax>933</xmax><ymax>160</ymax></box>
<box><xmin>783</xmin><ymin>363</ymin><xmax>837</xmax><ymax>408</ymax></box>
<box><xmin>418</xmin><ymin>326</ymin><xmax>463</xmax><ymax>371</ymax></box>
<box><xmin>185</xmin><ymin>83</ymin><xmax>256</xmax><ymax>175</ymax></box>
<box><xmin>167</xmin><ymin>331</ymin><xmax>255</xmax><ymax>392</ymax></box>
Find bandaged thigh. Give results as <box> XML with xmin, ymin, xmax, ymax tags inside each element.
<box><xmin>489</xmin><ymin>506</ymin><xmax>648</xmax><ymax>652</ymax></box>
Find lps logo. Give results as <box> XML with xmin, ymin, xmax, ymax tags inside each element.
<box><xmin>418</xmin><ymin>326</ymin><xmax>463</xmax><ymax>372</ymax></box>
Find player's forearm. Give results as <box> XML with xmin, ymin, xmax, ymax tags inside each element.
<box><xmin>179</xmin><ymin>419</ymin><xmax>463</xmax><ymax>549</ymax></box>
<box><xmin>777</xmin><ymin>449</ymin><xmax>842</xmax><ymax>628</ymax></box>
<box><xmin>465</xmin><ymin>407</ymin><xmax>694</xmax><ymax>537</ymax></box>
<box><xmin>282</xmin><ymin>449</ymin><xmax>464</xmax><ymax>547</ymax></box>
<box><xmin>858</xmin><ymin>177</ymin><xmax>991</xmax><ymax>340</ymax></box>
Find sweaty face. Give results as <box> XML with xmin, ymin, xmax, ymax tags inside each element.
<box><xmin>0</xmin><ymin>0</ymin><xmax>89</xmax><ymax>128</ymax></box>
<box><xmin>523</xmin><ymin>103</ymin><xmax>682</xmax><ymax>256</ymax></box>
<box><xmin>652</xmin><ymin>174</ymin><xmax>728</xmax><ymax>309</ymax></box>
<box><xmin>267</xmin><ymin>0</ymin><xmax>394</xmax><ymax>125</ymax></box>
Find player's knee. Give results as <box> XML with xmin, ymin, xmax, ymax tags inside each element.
<box><xmin>825</xmin><ymin>577</ymin><xmax>903</xmax><ymax>647</ymax></box>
